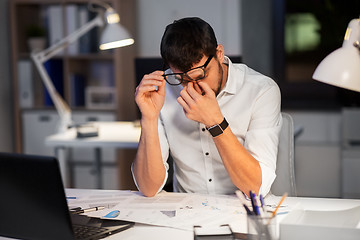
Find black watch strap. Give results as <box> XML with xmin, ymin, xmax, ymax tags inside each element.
<box><xmin>206</xmin><ymin>118</ymin><xmax>229</xmax><ymax>137</ymax></box>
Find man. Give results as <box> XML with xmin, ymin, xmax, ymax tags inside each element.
<box><xmin>133</xmin><ymin>17</ymin><xmax>282</xmax><ymax>197</ymax></box>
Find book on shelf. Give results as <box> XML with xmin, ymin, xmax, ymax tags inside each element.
<box><xmin>65</xmin><ymin>4</ymin><xmax>79</xmax><ymax>55</ymax></box>
<box><xmin>70</xmin><ymin>73</ymin><xmax>86</xmax><ymax>107</ymax></box>
<box><xmin>17</xmin><ymin>60</ymin><xmax>34</xmax><ymax>108</ymax></box>
<box><xmin>89</xmin><ymin>62</ymin><xmax>115</xmax><ymax>87</ymax></box>
<box><xmin>43</xmin><ymin>59</ymin><xmax>64</xmax><ymax>107</ymax></box>
<box><xmin>47</xmin><ymin>5</ymin><xmax>64</xmax><ymax>55</ymax></box>
<box><xmin>78</xmin><ymin>5</ymin><xmax>100</xmax><ymax>54</ymax></box>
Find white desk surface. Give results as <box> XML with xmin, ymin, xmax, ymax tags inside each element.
<box><xmin>65</xmin><ymin>188</ymin><xmax>360</xmax><ymax>240</ymax></box>
<box><xmin>45</xmin><ymin>121</ymin><xmax>141</xmax><ymax>148</ymax></box>
<box><xmin>44</xmin><ymin>121</ymin><xmax>141</xmax><ymax>188</ymax></box>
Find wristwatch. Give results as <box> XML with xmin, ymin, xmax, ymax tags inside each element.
<box><xmin>206</xmin><ymin>118</ymin><xmax>229</xmax><ymax>137</ymax></box>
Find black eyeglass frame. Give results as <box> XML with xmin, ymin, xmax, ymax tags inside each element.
<box><xmin>162</xmin><ymin>55</ymin><xmax>214</xmax><ymax>85</ymax></box>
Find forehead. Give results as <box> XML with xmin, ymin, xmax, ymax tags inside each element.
<box><xmin>170</xmin><ymin>55</ymin><xmax>209</xmax><ymax>73</ymax></box>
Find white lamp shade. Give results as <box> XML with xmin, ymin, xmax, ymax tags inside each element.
<box><xmin>99</xmin><ymin>23</ymin><xmax>134</xmax><ymax>50</ymax></box>
<box><xmin>313</xmin><ymin>18</ymin><xmax>360</xmax><ymax>92</ymax></box>
<box><xmin>99</xmin><ymin>8</ymin><xmax>134</xmax><ymax>50</ymax></box>
<box><xmin>312</xmin><ymin>47</ymin><xmax>360</xmax><ymax>92</ymax></box>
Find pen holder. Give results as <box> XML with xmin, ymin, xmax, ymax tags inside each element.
<box><xmin>247</xmin><ymin>215</ymin><xmax>277</xmax><ymax>240</ymax></box>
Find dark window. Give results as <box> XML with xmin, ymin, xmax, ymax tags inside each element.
<box><xmin>273</xmin><ymin>0</ymin><xmax>360</xmax><ymax>109</ymax></box>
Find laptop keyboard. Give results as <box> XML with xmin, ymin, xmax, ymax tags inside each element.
<box><xmin>73</xmin><ymin>224</ymin><xmax>109</xmax><ymax>240</ymax></box>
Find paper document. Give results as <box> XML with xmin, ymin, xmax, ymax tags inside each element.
<box><xmin>67</xmin><ymin>190</ymin><xmax>283</xmax><ymax>233</ymax></box>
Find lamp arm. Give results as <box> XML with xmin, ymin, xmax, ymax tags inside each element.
<box><xmin>30</xmin><ymin>14</ymin><xmax>104</xmax><ymax>132</ymax></box>
<box><xmin>33</xmin><ymin>14</ymin><xmax>104</xmax><ymax>62</ymax></box>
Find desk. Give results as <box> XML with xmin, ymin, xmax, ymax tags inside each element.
<box><xmin>65</xmin><ymin>188</ymin><xmax>360</xmax><ymax>240</ymax></box>
<box><xmin>45</xmin><ymin>122</ymin><xmax>141</xmax><ymax>188</ymax></box>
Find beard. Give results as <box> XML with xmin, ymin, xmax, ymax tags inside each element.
<box><xmin>214</xmin><ymin>60</ymin><xmax>224</xmax><ymax>96</ymax></box>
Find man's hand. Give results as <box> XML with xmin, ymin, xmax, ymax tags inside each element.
<box><xmin>135</xmin><ymin>71</ymin><xmax>166</xmax><ymax>120</ymax></box>
<box><xmin>177</xmin><ymin>81</ymin><xmax>223</xmax><ymax>127</ymax></box>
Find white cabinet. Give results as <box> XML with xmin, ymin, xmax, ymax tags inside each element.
<box><xmin>288</xmin><ymin>111</ymin><xmax>342</xmax><ymax>198</ymax></box>
<box><xmin>342</xmin><ymin>150</ymin><xmax>360</xmax><ymax>198</ymax></box>
<box><xmin>22</xmin><ymin>110</ymin><xmax>118</xmax><ymax>189</ymax></box>
<box><xmin>341</xmin><ymin>108</ymin><xmax>360</xmax><ymax>198</ymax></box>
<box><xmin>22</xmin><ymin>110</ymin><xmax>59</xmax><ymax>156</ymax></box>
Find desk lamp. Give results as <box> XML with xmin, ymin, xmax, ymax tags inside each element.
<box><xmin>312</xmin><ymin>18</ymin><xmax>360</xmax><ymax>92</ymax></box>
<box><xmin>31</xmin><ymin>0</ymin><xmax>134</xmax><ymax>133</ymax></box>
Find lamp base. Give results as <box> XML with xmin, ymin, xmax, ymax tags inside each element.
<box><xmin>76</xmin><ymin>124</ymin><xmax>99</xmax><ymax>138</ymax></box>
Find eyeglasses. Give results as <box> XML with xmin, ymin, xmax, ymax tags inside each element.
<box><xmin>163</xmin><ymin>55</ymin><xmax>213</xmax><ymax>85</ymax></box>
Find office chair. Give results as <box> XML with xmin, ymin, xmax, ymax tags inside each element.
<box><xmin>271</xmin><ymin>112</ymin><xmax>297</xmax><ymax>197</ymax></box>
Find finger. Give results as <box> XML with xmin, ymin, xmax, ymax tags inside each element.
<box><xmin>136</xmin><ymin>84</ymin><xmax>159</xmax><ymax>94</ymax></box>
<box><xmin>152</xmin><ymin>70</ymin><xmax>165</xmax><ymax>75</ymax></box>
<box><xmin>179</xmin><ymin>85</ymin><xmax>196</xmax><ymax>105</ymax></box>
<box><xmin>147</xmin><ymin>70</ymin><xmax>164</xmax><ymax>76</ymax></box>
<box><xmin>140</xmin><ymin>79</ymin><xmax>164</xmax><ymax>87</ymax></box>
<box><xmin>177</xmin><ymin>96</ymin><xmax>190</xmax><ymax>113</ymax></box>
<box><xmin>193</xmin><ymin>82</ymin><xmax>204</xmax><ymax>95</ymax></box>
<box><xmin>139</xmin><ymin>72</ymin><xmax>165</xmax><ymax>93</ymax></box>
<box><xmin>198</xmin><ymin>81</ymin><xmax>214</xmax><ymax>96</ymax></box>
<box><xmin>142</xmin><ymin>72</ymin><xmax>165</xmax><ymax>82</ymax></box>
<box><xmin>186</xmin><ymin>82</ymin><xmax>202</xmax><ymax>98</ymax></box>
<box><xmin>157</xmin><ymin>77</ymin><xmax>167</xmax><ymax>94</ymax></box>
<box><xmin>137</xmin><ymin>81</ymin><xmax>162</xmax><ymax>94</ymax></box>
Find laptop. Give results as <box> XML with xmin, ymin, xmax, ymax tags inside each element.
<box><xmin>0</xmin><ymin>152</ymin><xmax>134</xmax><ymax>240</ymax></box>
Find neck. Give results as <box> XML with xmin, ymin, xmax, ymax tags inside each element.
<box><xmin>220</xmin><ymin>62</ymin><xmax>229</xmax><ymax>90</ymax></box>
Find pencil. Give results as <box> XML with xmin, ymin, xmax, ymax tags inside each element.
<box><xmin>270</xmin><ymin>192</ymin><xmax>288</xmax><ymax>219</ymax></box>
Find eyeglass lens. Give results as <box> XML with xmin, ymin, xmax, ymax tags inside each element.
<box><xmin>164</xmin><ymin>69</ymin><xmax>205</xmax><ymax>85</ymax></box>
<box><xmin>163</xmin><ymin>55</ymin><xmax>213</xmax><ymax>85</ymax></box>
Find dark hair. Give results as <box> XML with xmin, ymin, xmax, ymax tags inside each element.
<box><xmin>160</xmin><ymin>17</ymin><xmax>218</xmax><ymax>72</ymax></box>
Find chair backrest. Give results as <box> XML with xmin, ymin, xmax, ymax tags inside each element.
<box><xmin>271</xmin><ymin>112</ymin><xmax>297</xmax><ymax>196</ymax></box>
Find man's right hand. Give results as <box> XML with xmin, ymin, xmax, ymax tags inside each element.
<box><xmin>135</xmin><ymin>71</ymin><xmax>166</xmax><ymax>120</ymax></box>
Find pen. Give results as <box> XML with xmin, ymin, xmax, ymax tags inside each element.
<box><xmin>72</xmin><ymin>206</ymin><xmax>105</xmax><ymax>214</ymax></box>
<box><xmin>243</xmin><ymin>204</ymin><xmax>253</xmax><ymax>215</ymax></box>
<box><xmin>69</xmin><ymin>207</ymin><xmax>81</xmax><ymax>213</ymax></box>
<box><xmin>259</xmin><ymin>194</ymin><xmax>265</xmax><ymax>209</ymax></box>
<box><xmin>235</xmin><ymin>190</ymin><xmax>251</xmax><ymax>206</ymax></box>
<box><xmin>250</xmin><ymin>191</ymin><xmax>260</xmax><ymax>215</ymax></box>
<box><xmin>255</xmin><ymin>196</ymin><xmax>265</xmax><ymax>217</ymax></box>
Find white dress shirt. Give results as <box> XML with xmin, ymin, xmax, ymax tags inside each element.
<box><xmin>134</xmin><ymin>57</ymin><xmax>282</xmax><ymax>196</ymax></box>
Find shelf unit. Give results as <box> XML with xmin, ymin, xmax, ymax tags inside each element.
<box><xmin>9</xmin><ymin>0</ymin><xmax>137</xmax><ymax>153</ymax></box>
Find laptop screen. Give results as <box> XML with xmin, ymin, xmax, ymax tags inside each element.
<box><xmin>0</xmin><ymin>152</ymin><xmax>74</xmax><ymax>240</ymax></box>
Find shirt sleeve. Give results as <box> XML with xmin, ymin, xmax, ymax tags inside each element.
<box><xmin>131</xmin><ymin>117</ymin><xmax>170</xmax><ymax>194</ymax></box>
<box><xmin>244</xmin><ymin>83</ymin><xmax>282</xmax><ymax>196</ymax></box>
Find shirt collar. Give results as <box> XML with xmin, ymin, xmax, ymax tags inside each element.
<box><xmin>218</xmin><ymin>56</ymin><xmax>242</xmax><ymax>96</ymax></box>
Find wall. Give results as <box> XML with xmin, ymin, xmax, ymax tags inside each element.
<box><xmin>0</xmin><ymin>0</ymin><xmax>14</xmax><ymax>152</ymax></box>
<box><xmin>241</xmin><ymin>0</ymin><xmax>274</xmax><ymax>77</ymax></box>
<box><xmin>136</xmin><ymin>0</ymin><xmax>241</xmax><ymax>57</ymax></box>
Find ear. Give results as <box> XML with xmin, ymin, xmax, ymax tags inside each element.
<box><xmin>216</xmin><ymin>44</ymin><xmax>225</xmax><ymax>63</ymax></box>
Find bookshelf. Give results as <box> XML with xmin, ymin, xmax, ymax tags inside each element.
<box><xmin>9</xmin><ymin>0</ymin><xmax>137</xmax><ymax>153</ymax></box>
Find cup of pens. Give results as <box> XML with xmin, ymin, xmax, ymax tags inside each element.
<box><xmin>243</xmin><ymin>191</ymin><xmax>282</xmax><ymax>240</ymax></box>
<box><xmin>247</xmin><ymin>214</ymin><xmax>276</xmax><ymax>240</ymax></box>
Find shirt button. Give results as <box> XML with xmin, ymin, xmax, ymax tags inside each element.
<box><xmin>209</xmin><ymin>179</ymin><xmax>212</xmax><ymax>182</ymax></box>
<box><xmin>202</xmin><ymin>128</ymin><xmax>206</xmax><ymax>132</ymax></box>
<box><xmin>205</xmin><ymin>152</ymin><xmax>209</xmax><ymax>156</ymax></box>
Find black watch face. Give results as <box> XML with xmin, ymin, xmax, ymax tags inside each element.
<box><xmin>210</xmin><ymin>126</ymin><xmax>222</xmax><ymax>137</ymax></box>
